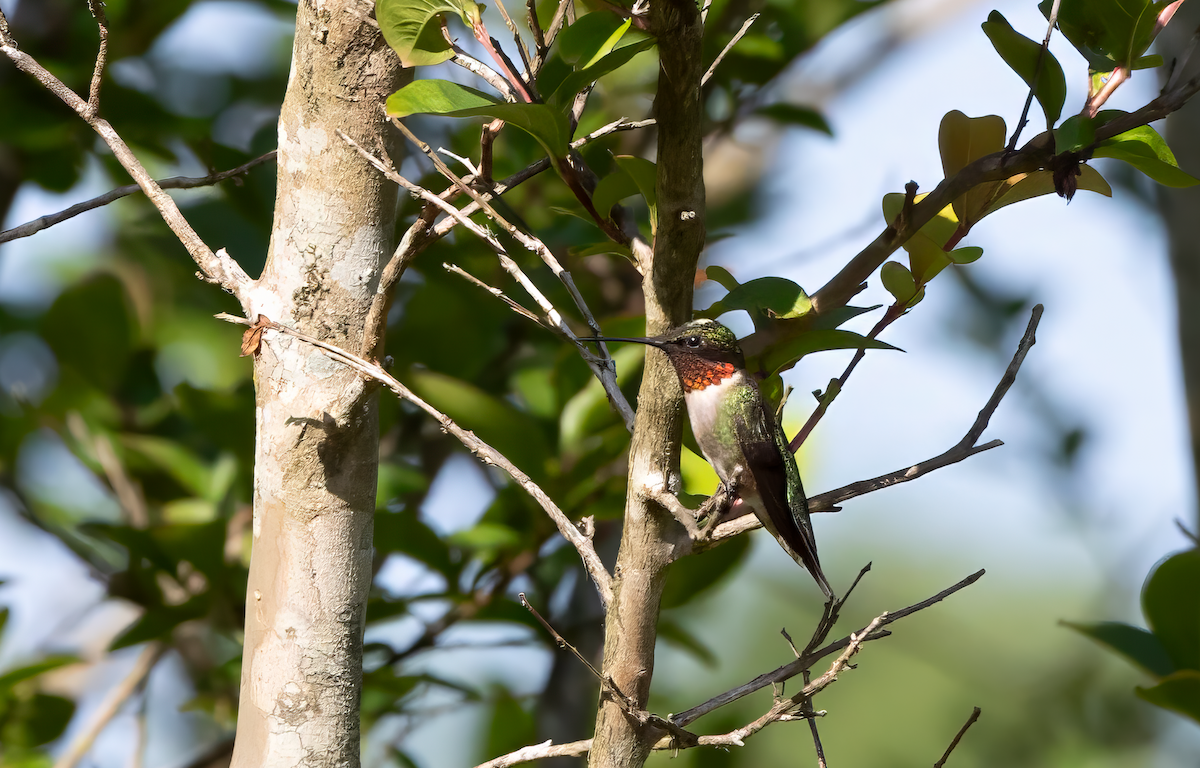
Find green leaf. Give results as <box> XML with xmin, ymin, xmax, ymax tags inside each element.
<box><xmin>0</xmin><ymin>657</ymin><xmax>79</xmax><ymax>692</ymax></box>
<box><xmin>612</xmin><ymin>155</ymin><xmax>657</xmax><ymax>233</ymax></box>
<box><xmin>407</xmin><ymin>369</ymin><xmax>551</xmax><ymax>478</ymax></box>
<box><xmin>0</xmin><ymin>692</ymin><xmax>74</xmax><ymax>748</ymax></box>
<box><xmin>120</xmin><ymin>435</ymin><xmax>215</xmax><ymax>500</ymax></box>
<box><xmin>1142</xmin><ymin>549</ymin><xmax>1200</xmax><ymax>671</ymax></box>
<box><xmin>1136</xmin><ymin>670</ymin><xmax>1200</xmax><ymax>724</ymax></box>
<box><xmin>696</xmin><ymin>276</ymin><xmax>811</xmax><ymax>329</ymax></box>
<box><xmin>947</xmin><ymin>246</ymin><xmax>984</xmax><ymax>264</ymax></box>
<box><xmin>374</xmin><ymin>509</ymin><xmax>457</xmax><ymax>580</ymax></box>
<box><xmin>1093</xmin><ymin>124</ymin><xmax>1200</xmax><ymax>188</ymax></box>
<box><xmin>760</xmin><ymin>329</ymin><xmax>900</xmax><ymax>377</ymax></box>
<box><xmin>1062</xmin><ymin>620</ymin><xmax>1175</xmax><ymax>677</ymax></box>
<box><xmin>549</xmin><ymin>37</ymin><xmax>657</xmax><ymax>106</ymax></box>
<box><xmin>376</xmin><ymin>0</ymin><xmax>483</xmax><ymax>67</ymax></box>
<box><xmin>1042</xmin><ymin>0</ymin><xmax>1182</xmax><ymax>72</ymax></box>
<box><xmin>377</xmin><ymin>462</ymin><xmax>429</xmax><ymax>509</ymax></box>
<box><xmin>592</xmin><ymin>169</ymin><xmax>641</xmax><ymax>220</ymax></box>
<box><xmin>984</xmin><ymin>166</ymin><xmax>1112</xmax><ymax>215</ymax></box>
<box><xmin>938</xmin><ymin>110</ymin><xmax>1007</xmax><ymax>225</ymax></box>
<box><xmin>982</xmin><ymin>11</ymin><xmax>1066</xmax><ymax>126</ymax></box>
<box><xmin>661</xmin><ymin>533</ymin><xmax>750</xmax><ymax>609</ymax></box>
<box><xmin>111</xmin><ymin>597</ymin><xmax>209</xmax><ymax>649</ymax></box>
<box><xmin>658</xmin><ymin>617</ymin><xmax>717</xmax><ymax>667</ymax></box>
<box><xmin>753</xmin><ymin>104</ymin><xmax>833</xmax><ymax>135</ymax></box>
<box><xmin>448</xmin><ymin>522</ymin><xmax>522</xmax><ymax>552</ymax></box>
<box><xmin>881</xmin><ymin>261</ymin><xmax>916</xmax><ymax>304</ymax></box>
<box><xmin>1054</xmin><ymin>114</ymin><xmax>1097</xmax><ymax>153</ymax></box>
<box><xmin>555</xmin><ymin>13</ymin><xmax>626</xmax><ymax>66</ymax></box>
<box><xmin>386</xmin><ymin>80</ymin><xmax>571</xmax><ymax>160</ymax></box>
<box><xmin>1132</xmin><ymin>53</ymin><xmax>1164</xmax><ymax>69</ymax></box>
<box><xmin>703</xmin><ymin>265</ymin><xmax>741</xmax><ymax>291</ymax></box>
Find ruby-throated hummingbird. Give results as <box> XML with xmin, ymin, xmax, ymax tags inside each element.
<box><xmin>594</xmin><ymin>319</ymin><xmax>834</xmax><ymax>599</ymax></box>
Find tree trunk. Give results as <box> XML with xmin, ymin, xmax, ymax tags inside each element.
<box><xmin>587</xmin><ymin>0</ymin><xmax>706</xmax><ymax>765</ymax></box>
<box><xmin>230</xmin><ymin>2</ymin><xmax>401</xmax><ymax>765</ymax></box>
<box><xmin>1159</xmin><ymin>4</ymin><xmax>1200</xmax><ymax>531</ymax></box>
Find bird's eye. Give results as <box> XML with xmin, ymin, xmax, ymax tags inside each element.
<box><xmin>685</xmin><ymin>335</ymin><xmax>701</xmax><ymax>348</ymax></box>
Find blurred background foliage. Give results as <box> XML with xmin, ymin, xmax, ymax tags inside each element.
<box><xmin>0</xmin><ymin>0</ymin><xmax>1197</xmax><ymax>766</ymax></box>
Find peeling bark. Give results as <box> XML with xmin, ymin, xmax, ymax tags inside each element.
<box><xmin>230</xmin><ymin>2</ymin><xmax>403</xmax><ymax>765</ymax></box>
<box><xmin>587</xmin><ymin>0</ymin><xmax>707</xmax><ymax>765</ymax></box>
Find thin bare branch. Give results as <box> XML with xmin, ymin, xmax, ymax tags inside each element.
<box><xmin>444</xmin><ymin>262</ymin><xmax>547</xmax><ymax>327</ymax></box>
<box><xmin>702</xmin><ymin>13</ymin><xmax>759</xmax><ymax>86</ymax></box>
<box><xmin>0</xmin><ymin>151</ymin><xmax>277</xmax><ymax>245</ymax></box>
<box><xmin>216</xmin><ymin>313</ymin><xmax>614</xmax><ymax>608</ymax></box>
<box><xmin>1007</xmin><ymin>0</ymin><xmax>1060</xmax><ymax>150</ymax></box>
<box><xmin>474</xmin><ymin>739</ymin><xmax>593</xmax><ymax>768</ymax></box>
<box><xmin>384</xmin><ymin>119</ymin><xmax>636</xmax><ymax>430</ymax></box>
<box><xmin>670</xmin><ymin>569</ymin><xmax>985</xmax><ymax>727</ymax></box>
<box><xmin>451</xmin><ymin>46</ymin><xmax>518</xmax><ymax>102</ymax></box>
<box><xmin>53</xmin><ymin>642</ymin><xmax>166</xmax><ymax>768</ymax></box>
<box><xmin>934</xmin><ymin>707</ymin><xmax>982</xmax><ymax>768</ymax></box>
<box><xmin>0</xmin><ymin>14</ymin><xmax>254</xmax><ymax>307</ymax></box>
<box><xmin>84</xmin><ymin>0</ymin><xmax>108</xmax><ymax>118</ymax></box>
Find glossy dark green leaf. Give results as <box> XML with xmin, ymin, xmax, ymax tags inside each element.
<box><xmin>1136</xmin><ymin>670</ymin><xmax>1200</xmax><ymax>724</ymax></box>
<box><xmin>704</xmin><ymin>265</ymin><xmax>741</xmax><ymax>291</ymax></box>
<box><xmin>760</xmin><ymin>329</ymin><xmax>900</xmax><ymax>377</ymax></box>
<box><xmin>1041</xmin><ymin>0</ymin><xmax>1181</xmax><ymax>72</ymax></box>
<box><xmin>0</xmin><ymin>692</ymin><xmax>74</xmax><ymax>749</ymax></box>
<box><xmin>386</xmin><ymin>80</ymin><xmax>570</xmax><ymax>160</ymax></box>
<box><xmin>982</xmin><ymin>11</ymin><xmax>1066</xmax><ymax>126</ymax></box>
<box><xmin>753</xmin><ymin>104</ymin><xmax>833</xmax><ymax>135</ymax></box>
<box><xmin>549</xmin><ymin>38</ymin><xmax>657</xmax><ymax>106</ymax></box>
<box><xmin>592</xmin><ymin>169</ymin><xmax>641</xmax><ymax>220</ymax></box>
<box><xmin>1054</xmin><ymin>115</ymin><xmax>1097</xmax><ymax>153</ymax></box>
<box><xmin>1062</xmin><ymin>620</ymin><xmax>1175</xmax><ymax>677</ymax></box>
<box><xmin>1143</xmin><ymin>549</ymin><xmax>1200</xmax><ymax>671</ymax></box>
<box><xmin>555</xmin><ymin>13</ymin><xmax>628</xmax><ymax>66</ymax></box>
<box><xmin>696</xmin><ymin>276</ymin><xmax>811</xmax><ymax>329</ymax></box>
<box><xmin>1093</xmin><ymin>125</ymin><xmax>1200</xmax><ymax>187</ymax></box>
<box><xmin>376</xmin><ymin>0</ymin><xmax>483</xmax><ymax>67</ymax></box>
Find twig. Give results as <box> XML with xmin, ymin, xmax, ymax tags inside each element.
<box><xmin>361</xmin><ymin>201</ymin><xmax>439</xmax><ymax>359</ymax></box>
<box><xmin>670</xmin><ymin>570</ymin><xmax>984</xmax><ymax>727</ymax></box>
<box><xmin>84</xmin><ymin>0</ymin><xmax>108</xmax><ymax>119</ymax></box>
<box><xmin>0</xmin><ymin>151</ymin><xmax>277</xmax><ymax>245</ymax></box>
<box><xmin>1007</xmin><ymin>0</ymin><xmax>1060</xmax><ymax>151</ymax></box>
<box><xmin>702</xmin><ymin>13</ymin><xmax>759</xmax><ymax>86</ymax></box>
<box><xmin>52</xmin><ymin>642</ymin><xmax>166</xmax><ymax>768</ymax></box>
<box><xmin>216</xmin><ymin>313</ymin><xmax>614</xmax><ymax>608</ymax></box>
<box><xmin>474</xmin><ymin>739</ymin><xmax>593</xmax><ymax>768</ymax></box>
<box><xmin>444</xmin><ymin>262</ymin><xmax>547</xmax><ymax>327</ymax></box>
<box><xmin>0</xmin><ymin>12</ymin><xmax>254</xmax><ymax>307</ymax></box>
<box><xmin>450</xmin><ymin>46</ymin><xmax>518</xmax><ymax>102</ymax></box>
<box><xmin>956</xmin><ymin>304</ymin><xmax>1041</xmax><ymax>449</ymax></box>
<box><xmin>933</xmin><ymin>707</ymin><xmax>982</xmax><ymax>767</ymax></box>
<box><xmin>494</xmin><ymin>0</ymin><xmax>534</xmax><ymax>89</ymax></box>
<box><xmin>520</xmin><ymin>593</ymin><xmax>604</xmax><ymax>678</ymax></box>
<box><xmin>543</xmin><ymin>0</ymin><xmax>574</xmax><ymax>50</ymax></box>
<box><xmin>380</xmin><ymin>119</ymin><xmax>636</xmax><ymax>430</ymax></box>
<box><xmin>667</xmin><ymin>616</ymin><xmax>886</xmax><ymax>750</ymax></box>
<box><xmin>789</xmin><ymin>301</ymin><xmax>904</xmax><ymax>451</ymax></box>
<box><xmin>1164</xmin><ymin>23</ymin><xmax>1200</xmax><ymax>94</ymax></box>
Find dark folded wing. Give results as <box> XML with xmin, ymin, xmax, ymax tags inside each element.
<box><xmin>734</xmin><ymin>400</ymin><xmax>833</xmax><ymax>598</ymax></box>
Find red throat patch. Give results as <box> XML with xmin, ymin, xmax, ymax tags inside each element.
<box><xmin>680</xmin><ymin>360</ymin><xmax>737</xmax><ymax>392</ymax></box>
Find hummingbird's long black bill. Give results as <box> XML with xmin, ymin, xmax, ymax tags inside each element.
<box><xmin>587</xmin><ymin>335</ymin><xmax>664</xmax><ymax>348</ymax></box>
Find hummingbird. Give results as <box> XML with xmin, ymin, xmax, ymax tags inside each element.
<box><xmin>594</xmin><ymin>319</ymin><xmax>834</xmax><ymax>599</ymax></box>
